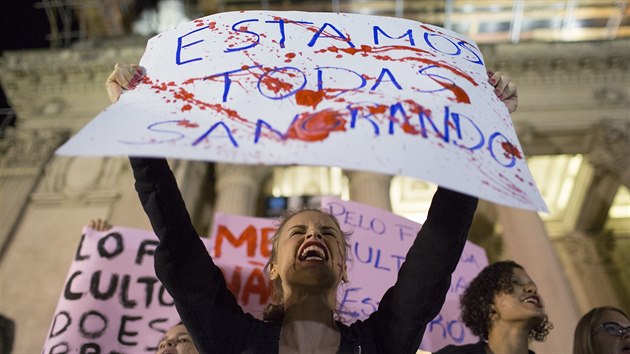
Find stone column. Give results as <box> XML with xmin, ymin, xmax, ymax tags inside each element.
<box><xmin>496</xmin><ymin>205</ymin><xmax>580</xmax><ymax>354</ymax></box>
<box><xmin>346</xmin><ymin>171</ymin><xmax>392</xmax><ymax>211</ymax></box>
<box><xmin>214</xmin><ymin>163</ymin><xmax>271</xmax><ymax>216</ymax></box>
<box><xmin>0</xmin><ymin>128</ymin><xmax>69</xmax><ymax>258</ymax></box>
<box><xmin>587</xmin><ymin>119</ymin><xmax>630</xmax><ymax>189</ymax></box>
<box><xmin>554</xmin><ymin>231</ymin><xmax>622</xmax><ymax>311</ymax></box>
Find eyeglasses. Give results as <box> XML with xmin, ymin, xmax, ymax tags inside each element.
<box><xmin>594</xmin><ymin>322</ymin><xmax>630</xmax><ymax>337</ymax></box>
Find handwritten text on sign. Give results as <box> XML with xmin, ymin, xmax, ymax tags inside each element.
<box><xmin>42</xmin><ymin>228</ymin><xmax>180</xmax><ymax>354</ymax></box>
<box><xmin>56</xmin><ymin>11</ymin><xmax>547</xmax><ymax>212</ymax></box>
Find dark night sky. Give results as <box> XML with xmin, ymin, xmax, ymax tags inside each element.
<box><xmin>0</xmin><ymin>0</ymin><xmax>157</xmax><ymax>114</ymax></box>
<box><xmin>0</xmin><ymin>0</ymin><xmax>59</xmax><ymax>125</ymax></box>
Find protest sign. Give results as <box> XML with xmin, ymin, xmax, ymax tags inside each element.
<box><xmin>55</xmin><ymin>11</ymin><xmax>547</xmax><ymax>212</ymax></box>
<box><xmin>320</xmin><ymin>196</ymin><xmax>486</xmax><ymax>351</ymax></box>
<box><xmin>44</xmin><ymin>198</ymin><xmax>486</xmax><ymax>353</ymax></box>
<box><xmin>42</xmin><ymin>227</ymin><xmax>181</xmax><ymax>354</ymax></box>
<box><xmin>209</xmin><ymin>213</ymin><xmax>276</xmax><ymax>318</ymax></box>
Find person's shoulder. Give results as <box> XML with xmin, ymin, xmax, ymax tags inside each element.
<box><xmin>433</xmin><ymin>341</ymin><xmax>485</xmax><ymax>354</ymax></box>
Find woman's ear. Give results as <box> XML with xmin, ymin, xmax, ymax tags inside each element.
<box><xmin>489</xmin><ymin>305</ymin><xmax>499</xmax><ymax>321</ymax></box>
<box><xmin>341</xmin><ymin>263</ymin><xmax>348</xmax><ymax>283</ymax></box>
<box><xmin>269</xmin><ymin>263</ymin><xmax>278</xmax><ymax>281</ymax></box>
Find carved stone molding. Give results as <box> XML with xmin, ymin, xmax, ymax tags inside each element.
<box><xmin>30</xmin><ymin>156</ymin><xmax>125</xmax><ymax>203</ymax></box>
<box><xmin>0</xmin><ymin>128</ymin><xmax>70</xmax><ymax>176</ymax></box>
<box><xmin>481</xmin><ymin>40</ymin><xmax>630</xmax><ymax>85</ymax></box>
<box><xmin>0</xmin><ymin>42</ymin><xmax>146</xmax><ymax>123</ymax></box>
<box><xmin>560</xmin><ymin>231</ymin><xmax>614</xmax><ymax>270</ymax></box>
<box><xmin>587</xmin><ymin>119</ymin><xmax>630</xmax><ymax>186</ymax></box>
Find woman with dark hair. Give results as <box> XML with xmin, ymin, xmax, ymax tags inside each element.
<box><xmin>573</xmin><ymin>305</ymin><xmax>630</xmax><ymax>354</ymax></box>
<box><xmin>435</xmin><ymin>261</ymin><xmax>552</xmax><ymax>354</ymax></box>
<box><xmin>107</xmin><ymin>63</ymin><xmax>518</xmax><ymax>353</ymax></box>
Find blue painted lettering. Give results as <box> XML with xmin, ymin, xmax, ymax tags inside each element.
<box><xmin>373</xmin><ymin>26</ymin><xmax>415</xmax><ymax>46</ymax></box>
<box><xmin>224</xmin><ymin>19</ymin><xmax>260</xmax><ymax>53</ymax></box>
<box><xmin>370</xmin><ymin>68</ymin><xmax>402</xmax><ymax>91</ymax></box>
<box><xmin>191</xmin><ymin>121</ymin><xmax>239</xmax><ymax>147</ymax></box>
<box><xmin>176</xmin><ymin>27</ymin><xmax>206</xmax><ymax>65</ymax></box>
<box><xmin>307</xmin><ymin>23</ymin><xmax>355</xmax><ymax>48</ymax></box>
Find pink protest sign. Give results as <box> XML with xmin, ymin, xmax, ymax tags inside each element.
<box><xmin>55</xmin><ymin>11</ymin><xmax>547</xmax><ymax>212</ymax></box>
<box><xmin>42</xmin><ymin>227</ymin><xmax>181</xmax><ymax>354</ymax></box>
<box><xmin>320</xmin><ymin>196</ymin><xmax>487</xmax><ymax>351</ymax></box>
<box><xmin>208</xmin><ymin>213</ymin><xmax>276</xmax><ymax>318</ymax></box>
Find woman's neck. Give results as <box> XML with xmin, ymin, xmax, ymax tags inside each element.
<box><xmin>279</xmin><ymin>296</ymin><xmax>340</xmax><ymax>354</ymax></box>
<box><xmin>486</xmin><ymin>322</ymin><xmax>531</xmax><ymax>354</ymax></box>
<box><xmin>283</xmin><ymin>284</ymin><xmax>337</xmax><ymax>312</ymax></box>
<box><xmin>283</xmin><ymin>295</ymin><xmax>336</xmax><ymax>324</ymax></box>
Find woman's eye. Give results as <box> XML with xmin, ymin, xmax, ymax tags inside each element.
<box><xmin>177</xmin><ymin>338</ymin><xmax>190</xmax><ymax>343</ymax></box>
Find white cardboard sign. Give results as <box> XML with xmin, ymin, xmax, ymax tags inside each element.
<box><xmin>56</xmin><ymin>11</ymin><xmax>547</xmax><ymax>212</ymax></box>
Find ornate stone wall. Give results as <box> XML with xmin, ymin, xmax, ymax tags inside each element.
<box><xmin>0</xmin><ymin>38</ymin><xmax>628</xmax><ymax>353</ymax></box>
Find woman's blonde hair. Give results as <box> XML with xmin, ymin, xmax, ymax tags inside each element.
<box><xmin>573</xmin><ymin>305</ymin><xmax>629</xmax><ymax>354</ymax></box>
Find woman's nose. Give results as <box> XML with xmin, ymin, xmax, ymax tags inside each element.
<box><xmin>524</xmin><ymin>283</ymin><xmax>538</xmax><ymax>294</ymax></box>
<box><xmin>306</xmin><ymin>229</ymin><xmax>323</xmax><ymax>240</ymax></box>
<box><xmin>160</xmin><ymin>339</ymin><xmax>175</xmax><ymax>349</ymax></box>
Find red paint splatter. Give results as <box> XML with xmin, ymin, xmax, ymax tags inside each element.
<box><xmin>284</xmin><ymin>53</ymin><xmax>296</xmax><ymax>63</ymax></box>
<box><xmin>272</xmin><ymin>17</ymin><xmax>353</xmax><ymax>44</ymax></box>
<box><xmin>319</xmin><ymin>44</ymin><xmax>431</xmax><ymax>57</ymax></box>
<box><xmin>295</xmin><ymin>89</ymin><xmax>325</xmax><ymax>108</ymax></box>
<box><xmin>501</xmin><ymin>142</ymin><xmax>523</xmax><ymax>159</ymax></box>
<box><xmin>420</xmin><ymin>25</ymin><xmax>436</xmax><ymax>33</ymax></box>
<box><xmin>181</xmin><ymin>104</ymin><xmax>192</xmax><ymax>112</ymax></box>
<box><xmin>287</xmin><ymin>110</ymin><xmax>347</xmax><ymax>142</ymax></box>
<box><xmin>177</xmin><ymin>119</ymin><xmax>198</xmax><ymax>128</ymax></box>
<box><xmin>258</xmin><ymin>73</ymin><xmax>294</xmax><ymax>94</ymax></box>
<box><xmin>315</xmin><ymin>44</ymin><xmax>475</xmax><ymax>103</ymax></box>
<box><xmin>368</xmin><ymin>105</ymin><xmax>387</xmax><ymax>115</ymax></box>
<box><xmin>173</xmin><ymin>88</ymin><xmax>194</xmax><ymax>101</ymax></box>
<box><xmin>208</xmin><ymin>21</ymin><xmax>216</xmax><ymax>30</ymax></box>
<box><xmin>151</xmin><ymin>82</ymin><xmax>169</xmax><ymax>91</ymax></box>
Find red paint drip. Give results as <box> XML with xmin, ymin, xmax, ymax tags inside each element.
<box><xmin>177</xmin><ymin>119</ymin><xmax>198</xmax><ymax>128</ymax></box>
<box><xmin>295</xmin><ymin>89</ymin><xmax>325</xmax><ymax>108</ymax></box>
<box><xmin>501</xmin><ymin>142</ymin><xmax>523</xmax><ymax>159</ymax></box>
<box><xmin>287</xmin><ymin>110</ymin><xmax>347</xmax><ymax>142</ymax></box>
